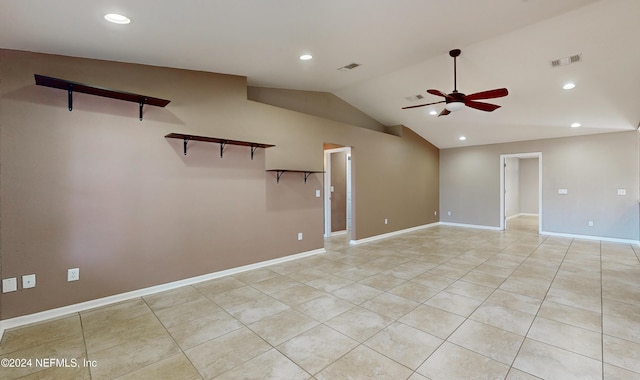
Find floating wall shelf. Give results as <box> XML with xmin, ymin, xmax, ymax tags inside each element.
<box><xmin>34</xmin><ymin>74</ymin><xmax>170</xmax><ymax>121</ymax></box>
<box><xmin>165</xmin><ymin>133</ymin><xmax>275</xmax><ymax>160</ymax></box>
<box><xmin>266</xmin><ymin>169</ymin><xmax>325</xmax><ymax>184</ymax></box>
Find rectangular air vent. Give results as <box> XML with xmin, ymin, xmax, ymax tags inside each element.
<box><xmin>338</xmin><ymin>63</ymin><xmax>362</xmax><ymax>71</ymax></box>
<box><xmin>405</xmin><ymin>94</ymin><xmax>425</xmax><ymax>102</ymax></box>
<box><xmin>551</xmin><ymin>54</ymin><xmax>582</xmax><ymax>67</ymax></box>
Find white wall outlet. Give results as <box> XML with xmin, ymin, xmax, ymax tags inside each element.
<box><xmin>434</xmin><ymin>211</ymin><xmax>437</xmax><ymax>216</ymax></box>
<box><xmin>315</xmin><ymin>189</ymin><xmax>321</xmax><ymax>197</ymax></box>
<box><xmin>617</xmin><ymin>189</ymin><xmax>627</xmax><ymax>196</ymax></box>
<box><xmin>2</xmin><ymin>278</ymin><xmax>17</xmax><ymax>293</ymax></box>
<box><xmin>297</xmin><ymin>232</ymin><xmax>303</xmax><ymax>241</ymax></box>
<box><xmin>384</xmin><ymin>218</ymin><xmax>388</xmax><ymax>225</ymax></box>
<box><xmin>68</xmin><ymin>268</ymin><xmax>80</xmax><ymax>282</ymax></box>
<box><xmin>558</xmin><ymin>188</ymin><xmax>568</xmax><ymax>195</ymax></box>
<box><xmin>330</xmin><ymin>186</ymin><xmax>335</xmax><ymax>192</ymax></box>
<box><xmin>22</xmin><ymin>274</ymin><xmax>36</xmax><ymax>289</ymax></box>
<box><xmin>447</xmin><ymin>211</ymin><xmax>451</xmax><ymax>216</ymax></box>
<box><xmin>588</xmin><ymin>220</ymin><xmax>594</xmax><ymax>227</ymax></box>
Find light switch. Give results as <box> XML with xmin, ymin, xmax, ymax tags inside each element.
<box><xmin>330</xmin><ymin>186</ymin><xmax>335</xmax><ymax>192</ymax></box>
<box><xmin>618</xmin><ymin>189</ymin><xmax>627</xmax><ymax>196</ymax></box>
<box><xmin>2</xmin><ymin>278</ymin><xmax>17</xmax><ymax>293</ymax></box>
<box><xmin>315</xmin><ymin>190</ymin><xmax>321</xmax><ymax>197</ymax></box>
<box><xmin>558</xmin><ymin>189</ymin><xmax>568</xmax><ymax>195</ymax></box>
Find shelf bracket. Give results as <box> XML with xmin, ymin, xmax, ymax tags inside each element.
<box><xmin>139</xmin><ymin>98</ymin><xmax>147</xmax><ymax>121</ymax></box>
<box><xmin>275</xmin><ymin>170</ymin><xmax>285</xmax><ymax>184</ymax></box>
<box><xmin>304</xmin><ymin>172</ymin><xmax>312</xmax><ymax>183</ymax></box>
<box><xmin>182</xmin><ymin>136</ymin><xmax>190</xmax><ymax>155</ymax></box>
<box><xmin>67</xmin><ymin>84</ymin><xmax>73</xmax><ymax>111</ymax></box>
<box><xmin>219</xmin><ymin>141</ymin><xmax>227</xmax><ymax>158</ymax></box>
<box><xmin>250</xmin><ymin>145</ymin><xmax>258</xmax><ymax>160</ymax></box>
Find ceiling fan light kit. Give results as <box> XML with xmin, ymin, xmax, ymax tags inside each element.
<box><xmin>402</xmin><ymin>49</ymin><xmax>508</xmax><ymax>116</ymax></box>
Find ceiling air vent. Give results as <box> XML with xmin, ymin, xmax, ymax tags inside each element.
<box><xmin>551</xmin><ymin>54</ymin><xmax>582</xmax><ymax>67</ymax></box>
<box><xmin>405</xmin><ymin>94</ymin><xmax>425</xmax><ymax>102</ymax></box>
<box><xmin>338</xmin><ymin>63</ymin><xmax>362</xmax><ymax>71</ymax></box>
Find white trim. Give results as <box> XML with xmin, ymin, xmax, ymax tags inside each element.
<box><xmin>324</xmin><ymin>147</ymin><xmax>352</xmax><ymax>239</ymax></box>
<box><xmin>541</xmin><ymin>230</ymin><xmax>640</xmax><ymax>245</ymax></box>
<box><xmin>439</xmin><ymin>222</ymin><xmax>502</xmax><ymax>231</ymax></box>
<box><xmin>0</xmin><ymin>247</ymin><xmax>325</xmax><ymax>339</ymax></box>
<box><xmin>506</xmin><ymin>213</ymin><xmax>539</xmax><ymax>220</ymax></box>
<box><xmin>350</xmin><ymin>222</ymin><xmax>439</xmax><ymax>245</ymax></box>
<box><xmin>330</xmin><ymin>230</ymin><xmax>348</xmax><ymax>236</ymax></box>
<box><xmin>500</xmin><ymin>152</ymin><xmax>542</xmax><ymax>233</ymax></box>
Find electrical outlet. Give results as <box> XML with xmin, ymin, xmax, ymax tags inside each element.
<box><xmin>588</xmin><ymin>220</ymin><xmax>594</xmax><ymax>227</ymax></box>
<box><xmin>434</xmin><ymin>211</ymin><xmax>437</xmax><ymax>216</ymax></box>
<box><xmin>448</xmin><ymin>211</ymin><xmax>451</xmax><ymax>216</ymax></box>
<box><xmin>22</xmin><ymin>274</ymin><xmax>36</xmax><ymax>289</ymax></box>
<box><xmin>315</xmin><ymin>189</ymin><xmax>321</xmax><ymax>197</ymax></box>
<box><xmin>297</xmin><ymin>232</ymin><xmax>303</xmax><ymax>241</ymax></box>
<box><xmin>384</xmin><ymin>218</ymin><xmax>388</xmax><ymax>225</ymax></box>
<box><xmin>2</xmin><ymin>278</ymin><xmax>17</xmax><ymax>293</ymax></box>
<box><xmin>68</xmin><ymin>268</ymin><xmax>79</xmax><ymax>282</ymax></box>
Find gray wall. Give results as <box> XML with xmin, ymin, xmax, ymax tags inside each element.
<box><xmin>440</xmin><ymin>131</ymin><xmax>639</xmax><ymax>240</ymax></box>
<box><xmin>519</xmin><ymin>158</ymin><xmax>539</xmax><ymax>214</ymax></box>
<box><xmin>505</xmin><ymin>157</ymin><xmax>520</xmax><ymax>218</ymax></box>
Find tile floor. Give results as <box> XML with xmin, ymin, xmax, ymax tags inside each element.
<box><xmin>1</xmin><ymin>215</ymin><xmax>640</xmax><ymax>379</ymax></box>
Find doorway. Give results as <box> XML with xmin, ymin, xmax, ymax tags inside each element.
<box><xmin>499</xmin><ymin>152</ymin><xmax>542</xmax><ymax>232</ymax></box>
<box><xmin>324</xmin><ymin>147</ymin><xmax>352</xmax><ymax>238</ymax></box>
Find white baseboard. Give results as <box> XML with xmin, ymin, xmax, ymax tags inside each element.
<box><xmin>439</xmin><ymin>222</ymin><xmax>502</xmax><ymax>231</ymax></box>
<box><xmin>506</xmin><ymin>213</ymin><xmax>539</xmax><ymax>220</ymax></box>
<box><xmin>0</xmin><ymin>247</ymin><xmax>325</xmax><ymax>339</ymax></box>
<box><xmin>541</xmin><ymin>230</ymin><xmax>640</xmax><ymax>245</ymax></box>
<box><xmin>349</xmin><ymin>222</ymin><xmax>439</xmax><ymax>245</ymax></box>
<box><xmin>330</xmin><ymin>230</ymin><xmax>348</xmax><ymax>237</ymax></box>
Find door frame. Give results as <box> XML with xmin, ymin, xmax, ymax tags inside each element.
<box><xmin>324</xmin><ymin>147</ymin><xmax>352</xmax><ymax>238</ymax></box>
<box><xmin>499</xmin><ymin>152</ymin><xmax>542</xmax><ymax>232</ymax></box>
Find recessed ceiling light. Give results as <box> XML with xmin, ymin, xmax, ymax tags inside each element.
<box><xmin>459</xmin><ymin>136</ymin><xmax>467</xmax><ymax>141</ymax></box>
<box><xmin>571</xmin><ymin>122</ymin><xmax>581</xmax><ymax>128</ymax></box>
<box><xmin>429</xmin><ymin>110</ymin><xmax>437</xmax><ymax>116</ymax></box>
<box><xmin>563</xmin><ymin>82</ymin><xmax>576</xmax><ymax>90</ymax></box>
<box><xmin>104</xmin><ymin>13</ymin><xmax>131</xmax><ymax>24</ymax></box>
<box><xmin>299</xmin><ymin>54</ymin><xmax>313</xmax><ymax>61</ymax></box>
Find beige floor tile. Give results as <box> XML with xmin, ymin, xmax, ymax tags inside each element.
<box><xmin>167</xmin><ymin>310</ymin><xmax>243</xmax><ymax>349</ymax></box>
<box><xmin>461</xmin><ymin>270</ymin><xmax>507</xmax><ymax>288</ymax></box>
<box><xmin>604</xmin><ymin>363</ymin><xmax>640</xmax><ymax>380</ymax></box>
<box><xmin>232</xmin><ymin>268</ymin><xmax>279</xmax><ymax>284</ymax></box>
<box><xmin>184</xmin><ymin>327</ymin><xmax>271</xmax><ymax>379</ymax></box>
<box><xmin>603</xmin><ymin>297</ymin><xmax>640</xmax><ymax>343</ymax></box>
<box><xmin>470</xmin><ymin>304</ymin><xmax>535</xmax><ymax>336</ymax></box>
<box><xmin>417</xmin><ymin>341</ymin><xmax>509</xmax><ymax>380</ymax></box>
<box><xmin>271</xmin><ymin>283</ymin><xmax>326</xmax><ymax>306</ymax></box>
<box><xmin>483</xmin><ymin>289</ymin><xmax>542</xmax><ymax>315</ymax></box>
<box><xmin>545</xmin><ymin>286</ymin><xmax>602</xmax><ymax>313</ymax></box>
<box><xmin>448</xmin><ymin>319</ymin><xmax>524</xmax><ymax>365</ymax></box>
<box><xmin>387</xmin><ymin>281</ymin><xmax>439</xmax><ymax>303</ymax></box>
<box><xmin>331</xmin><ymin>282</ymin><xmax>383</xmax><ymax>304</ymax></box>
<box><xmin>365</xmin><ymin>321</ymin><xmax>442</xmax><ymax>369</ymax></box>
<box><xmin>333</xmin><ymin>266</ymin><xmax>378</xmax><ymax>281</ymax></box>
<box><xmin>295</xmin><ymin>294</ymin><xmax>354</xmax><ymax>322</ymax></box>
<box><xmin>143</xmin><ymin>286</ymin><xmax>204</xmax><ymax>312</ymax></box>
<box><xmin>286</xmin><ymin>267</ymin><xmax>330</xmax><ymax>283</ymax></box>
<box><xmin>446</xmin><ymin>279</ymin><xmax>495</xmax><ymax>301</ymax></box>
<box><xmin>80</xmin><ymin>299</ymin><xmax>151</xmax><ymax>335</ymax></box>
<box><xmin>537</xmin><ymin>300</ymin><xmax>602</xmax><ymax>333</ymax></box>
<box><xmin>424</xmin><ymin>291</ymin><xmax>483</xmax><ymax>317</ymax></box>
<box><xmin>513</xmin><ymin>338</ymin><xmax>602</xmax><ymax>380</ymax></box>
<box><xmin>358</xmin><ymin>273</ymin><xmax>406</xmax><ymax>291</ymax></box>
<box><xmin>399</xmin><ymin>304</ymin><xmax>466</xmax><ymax>340</ymax></box>
<box><xmin>603</xmin><ymin>334</ymin><xmax>640</xmax><ymax>373</ymax></box>
<box><xmin>527</xmin><ymin>317</ymin><xmax>601</xmax><ymax>360</ymax></box>
<box><xmin>325</xmin><ymin>306</ymin><xmax>394</xmax><ymax>342</ymax></box>
<box><xmin>277</xmin><ymin>324</ymin><xmax>358</xmax><ymax>375</ymax></box>
<box><xmin>505</xmin><ymin>368</ymin><xmax>543</xmax><ymax>379</ymax></box>
<box><xmin>114</xmin><ymin>353</ymin><xmax>201</xmax><ymax>380</ymax></box>
<box><xmin>250</xmin><ymin>274</ymin><xmax>300</xmax><ymax>294</ymax></box>
<box><xmin>316</xmin><ymin>345</ymin><xmax>413</xmax><ymax>380</ymax></box>
<box><xmin>305</xmin><ymin>274</ymin><xmax>353</xmax><ymax>292</ymax></box>
<box><xmin>426</xmin><ymin>264</ymin><xmax>469</xmax><ymax>279</ymax></box>
<box><xmin>412</xmin><ymin>273</ymin><xmax>457</xmax><ymax>290</ymax></box>
<box><xmin>215</xmin><ymin>349</ymin><xmax>310</xmax><ymax>379</ymax></box>
<box><xmin>209</xmin><ymin>285</ymin><xmax>265</xmax><ymax>309</ymax></box>
<box><xmin>384</xmin><ymin>262</ymin><xmax>430</xmax><ymax>280</ymax></box>
<box><xmin>0</xmin><ymin>314</ymin><xmax>82</xmax><ymax>355</ymax></box>
<box><xmin>153</xmin><ymin>297</ymin><xmax>221</xmax><ymax>329</ymax></box>
<box><xmin>248</xmin><ymin>308</ymin><xmax>319</xmax><ymax>346</ymax></box>
<box><xmin>226</xmin><ymin>296</ymin><xmax>290</xmax><ymax>324</ymax></box>
<box><xmin>361</xmin><ymin>292</ymin><xmax>420</xmax><ymax>320</ymax></box>
<box><xmin>83</xmin><ymin>312</ymin><xmax>167</xmax><ymax>354</ymax></box>
<box><xmin>193</xmin><ymin>276</ymin><xmax>246</xmax><ymax>295</ymax></box>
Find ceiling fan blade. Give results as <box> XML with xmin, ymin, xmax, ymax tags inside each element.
<box><xmin>427</xmin><ymin>89</ymin><xmax>450</xmax><ymax>98</ymax></box>
<box><xmin>402</xmin><ymin>100</ymin><xmax>445</xmax><ymax>110</ymax></box>
<box><xmin>465</xmin><ymin>88</ymin><xmax>508</xmax><ymax>101</ymax></box>
<box><xmin>438</xmin><ymin>108</ymin><xmax>451</xmax><ymax>117</ymax></box>
<box><xmin>465</xmin><ymin>100</ymin><xmax>501</xmax><ymax>112</ymax></box>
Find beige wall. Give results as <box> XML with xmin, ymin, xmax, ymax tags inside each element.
<box><xmin>0</xmin><ymin>50</ymin><xmax>439</xmax><ymax>319</ymax></box>
<box><xmin>440</xmin><ymin>131</ymin><xmax>639</xmax><ymax>240</ymax></box>
<box><xmin>330</xmin><ymin>152</ymin><xmax>347</xmax><ymax>232</ymax></box>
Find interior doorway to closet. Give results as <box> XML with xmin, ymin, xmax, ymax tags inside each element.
<box><xmin>499</xmin><ymin>152</ymin><xmax>542</xmax><ymax>233</ymax></box>
<box><xmin>324</xmin><ymin>145</ymin><xmax>352</xmax><ymax>239</ymax></box>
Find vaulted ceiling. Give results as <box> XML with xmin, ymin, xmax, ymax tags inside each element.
<box><xmin>1</xmin><ymin>0</ymin><xmax>638</xmax><ymax>148</ymax></box>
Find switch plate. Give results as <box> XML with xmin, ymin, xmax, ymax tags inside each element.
<box><xmin>447</xmin><ymin>211</ymin><xmax>451</xmax><ymax>216</ymax></box>
<box><xmin>330</xmin><ymin>186</ymin><xmax>335</xmax><ymax>192</ymax></box>
<box><xmin>315</xmin><ymin>190</ymin><xmax>321</xmax><ymax>197</ymax></box>
<box><xmin>588</xmin><ymin>220</ymin><xmax>594</xmax><ymax>227</ymax></box>
<box><xmin>618</xmin><ymin>189</ymin><xmax>627</xmax><ymax>196</ymax></box>
<box><xmin>68</xmin><ymin>268</ymin><xmax>79</xmax><ymax>282</ymax></box>
<box><xmin>2</xmin><ymin>278</ymin><xmax>17</xmax><ymax>293</ymax></box>
<box><xmin>22</xmin><ymin>274</ymin><xmax>36</xmax><ymax>289</ymax></box>
<box><xmin>384</xmin><ymin>218</ymin><xmax>388</xmax><ymax>225</ymax></box>
<box><xmin>558</xmin><ymin>189</ymin><xmax>568</xmax><ymax>195</ymax></box>
<box><xmin>297</xmin><ymin>232</ymin><xmax>303</xmax><ymax>241</ymax></box>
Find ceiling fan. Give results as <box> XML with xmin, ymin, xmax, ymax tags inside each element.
<box><xmin>402</xmin><ymin>49</ymin><xmax>508</xmax><ymax>116</ymax></box>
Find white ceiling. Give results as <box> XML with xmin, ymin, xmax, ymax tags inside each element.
<box><xmin>1</xmin><ymin>0</ymin><xmax>639</xmax><ymax>148</ymax></box>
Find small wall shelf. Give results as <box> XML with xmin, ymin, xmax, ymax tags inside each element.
<box><xmin>34</xmin><ymin>74</ymin><xmax>170</xmax><ymax>121</ymax></box>
<box><xmin>165</xmin><ymin>133</ymin><xmax>275</xmax><ymax>159</ymax></box>
<box><xmin>266</xmin><ymin>169</ymin><xmax>325</xmax><ymax>184</ymax></box>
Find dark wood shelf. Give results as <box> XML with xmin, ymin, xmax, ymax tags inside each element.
<box><xmin>266</xmin><ymin>169</ymin><xmax>325</xmax><ymax>183</ymax></box>
<box><xmin>165</xmin><ymin>133</ymin><xmax>275</xmax><ymax>159</ymax></box>
<box><xmin>34</xmin><ymin>74</ymin><xmax>170</xmax><ymax>120</ymax></box>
